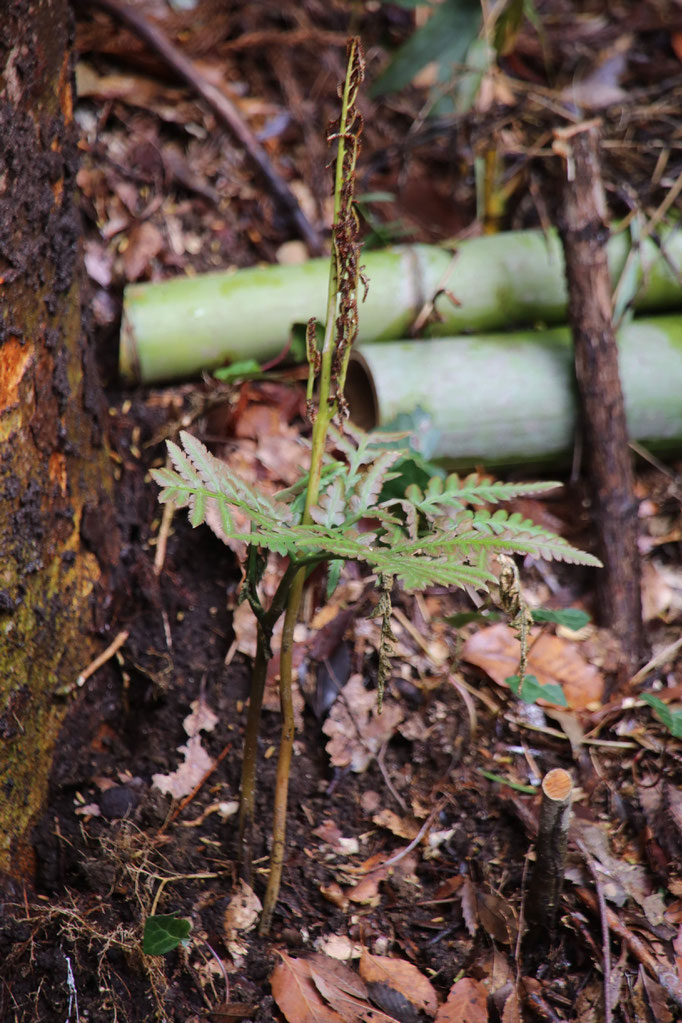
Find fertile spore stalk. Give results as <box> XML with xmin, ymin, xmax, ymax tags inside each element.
<box><xmin>240</xmin><ymin>38</ymin><xmax>365</xmax><ymax>933</ymax></box>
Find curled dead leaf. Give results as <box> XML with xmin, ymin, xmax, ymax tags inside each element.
<box><xmin>359</xmin><ymin>951</ymin><xmax>439</xmax><ymax>1017</ymax></box>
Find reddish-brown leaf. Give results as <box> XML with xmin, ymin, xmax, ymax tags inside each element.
<box><xmin>270</xmin><ymin>953</ymin><xmax>344</xmax><ymax>1023</ymax></box>
<box><xmin>359</xmin><ymin>951</ymin><xmax>439</xmax><ymax>1017</ymax></box>
<box><xmin>435</xmin><ymin>978</ymin><xmax>489</xmax><ymax>1023</ymax></box>
<box><xmin>501</xmin><ymin>988</ymin><xmax>522</xmax><ymax>1023</ymax></box>
<box><xmin>462</xmin><ymin>623</ymin><xmax>604</xmax><ymax>709</ymax></box>
<box><xmin>476</xmin><ymin>890</ymin><xmax>517</xmax><ymax>946</ymax></box>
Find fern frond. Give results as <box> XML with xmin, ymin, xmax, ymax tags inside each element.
<box><xmin>152</xmin><ymin>432</ymin><xmax>600</xmax><ymax>595</ymax></box>
<box><xmin>456</xmin><ymin>509</ymin><xmax>602</xmax><ymax>566</ymax></box>
<box><xmin>180</xmin><ymin>431</ymin><xmax>293</xmax><ymax>525</ymax></box>
<box><xmin>407</xmin><ymin>474</ymin><xmax>561</xmax><ymax>513</ymax></box>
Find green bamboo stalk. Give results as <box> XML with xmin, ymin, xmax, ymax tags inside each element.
<box><xmin>120</xmin><ymin>225</ymin><xmax>682</xmax><ymax>384</ymax></box>
<box><xmin>347</xmin><ymin>313</ymin><xmax>682</xmax><ymax>467</ymax></box>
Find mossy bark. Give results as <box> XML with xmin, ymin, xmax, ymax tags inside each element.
<box><xmin>0</xmin><ymin>0</ymin><xmax>115</xmax><ymax>882</ymax></box>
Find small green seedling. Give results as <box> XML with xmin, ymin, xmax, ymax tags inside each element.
<box><xmin>143</xmin><ymin>914</ymin><xmax>192</xmax><ymax>956</ymax></box>
<box><xmin>531</xmin><ymin>607</ymin><xmax>591</xmax><ymax>631</ymax></box>
<box><xmin>642</xmin><ymin>693</ymin><xmax>682</xmax><ymax>739</ymax></box>
<box><xmin>213</xmin><ymin>359</ymin><xmax>262</xmax><ymax>383</ymax></box>
<box><xmin>507</xmin><ymin>673</ymin><xmax>567</xmax><ymax>707</ymax></box>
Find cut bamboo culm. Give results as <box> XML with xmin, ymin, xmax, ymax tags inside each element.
<box><xmin>525</xmin><ymin>768</ymin><xmax>573</xmax><ymax>941</ymax></box>
<box><xmin>119</xmin><ymin>225</ymin><xmax>682</xmax><ymax>385</ymax></box>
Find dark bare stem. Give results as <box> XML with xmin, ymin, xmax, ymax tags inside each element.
<box><xmin>555</xmin><ymin>122</ymin><xmax>644</xmax><ymax>678</ymax></box>
<box><xmin>258</xmin><ymin>568</ymin><xmax>305</xmax><ymax>934</ymax></box>
<box><xmin>237</xmin><ymin>629</ymin><xmax>269</xmax><ymax>884</ymax></box>
<box><xmin>237</xmin><ymin>560</ymin><xmax>301</xmax><ymax>880</ymax></box>
<box><xmin>525</xmin><ymin>768</ymin><xmax>573</xmax><ymax>942</ymax></box>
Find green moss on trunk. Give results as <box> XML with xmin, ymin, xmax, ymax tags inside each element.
<box><xmin>0</xmin><ymin>0</ymin><xmax>113</xmax><ymax>879</ymax></box>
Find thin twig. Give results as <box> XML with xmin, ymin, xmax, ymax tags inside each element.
<box><xmin>82</xmin><ymin>0</ymin><xmax>324</xmax><ymax>254</ymax></box>
<box><xmin>376</xmin><ymin>742</ymin><xmax>408</xmax><ymax>812</ymax></box>
<box><xmin>153</xmin><ymin>491</ymin><xmax>175</xmax><ymax>576</ymax></box>
<box><xmin>629</xmin><ymin>635</ymin><xmax>682</xmax><ymax>688</ymax></box>
<box><xmin>76</xmin><ymin>630</ymin><xmax>129</xmax><ymax>688</ymax></box>
<box><xmin>150</xmin><ymin>871</ymin><xmax>218</xmax><ymax>917</ymax></box>
<box><xmin>375</xmin><ymin>799</ymin><xmax>446</xmax><ymax>871</ymax></box>
<box><xmin>575</xmin><ymin>839</ymin><xmax>612</xmax><ymax>1023</ymax></box>
<box><xmin>575</xmin><ymin>886</ymin><xmax>682</xmax><ymax>1010</ymax></box>
<box><xmin>161</xmin><ymin>741</ymin><xmax>232</xmax><ymax>831</ymax></box>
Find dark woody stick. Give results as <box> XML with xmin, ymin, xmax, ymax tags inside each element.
<box><xmin>525</xmin><ymin>768</ymin><xmax>573</xmax><ymax>940</ymax></box>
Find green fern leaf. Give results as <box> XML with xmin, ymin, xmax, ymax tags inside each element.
<box><xmin>449</xmin><ymin>510</ymin><xmax>602</xmax><ymax>567</ymax></box>
<box><xmin>180</xmin><ymin>431</ymin><xmax>293</xmax><ymax>525</ymax></box>
<box><xmin>152</xmin><ymin>431</ymin><xmax>599</xmax><ymax>592</ymax></box>
<box><xmin>350</xmin><ymin>449</ymin><xmax>401</xmax><ymax>514</ymax></box>
<box><xmin>408</xmin><ymin>473</ymin><xmax>561</xmax><ymax>514</ymax></box>
<box><xmin>310</xmin><ymin>477</ymin><xmax>346</xmax><ymax>527</ymax></box>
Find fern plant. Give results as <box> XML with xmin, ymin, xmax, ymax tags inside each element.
<box><xmin>151</xmin><ymin>39</ymin><xmax>600</xmax><ymax>934</ymax></box>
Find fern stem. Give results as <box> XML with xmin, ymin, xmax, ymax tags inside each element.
<box><xmin>259</xmin><ymin>38</ymin><xmax>364</xmax><ymax>933</ymax></box>
<box><xmin>258</xmin><ymin>566</ymin><xmax>305</xmax><ymax>934</ymax></box>
<box><xmin>237</xmin><ymin>559</ymin><xmax>301</xmax><ymax>880</ymax></box>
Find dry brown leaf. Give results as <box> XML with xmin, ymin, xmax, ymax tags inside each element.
<box><xmin>308</xmin><ymin>955</ymin><xmax>399</xmax><ymax>1022</ymax></box>
<box><xmin>462</xmin><ymin>623</ymin><xmax>604</xmax><ymax>709</ymax></box>
<box><xmin>323</xmin><ymin>675</ymin><xmax>404</xmax><ymax>772</ymax></box>
<box><xmin>271</xmin><ymin>953</ymin><xmax>344</xmax><ymax>1023</ymax></box>
<box><xmin>312</xmin><ymin>819</ymin><xmax>360</xmax><ymax>856</ymax></box>
<box><xmin>183</xmin><ymin>698</ymin><xmax>218</xmax><ymax>736</ymax></box>
<box><xmin>223</xmin><ymin>880</ymin><xmax>261</xmax><ymax>961</ymax></box>
<box><xmin>500</xmin><ymin>988</ymin><xmax>522</xmax><ymax>1023</ymax></box>
<box><xmin>152</xmin><ymin>694</ymin><xmax>219</xmax><ymax>798</ymax></box>
<box><xmin>122</xmin><ymin>220</ymin><xmax>164</xmax><ymax>281</ymax></box>
<box><xmin>476</xmin><ymin>890</ymin><xmax>516</xmax><ymax>946</ymax></box>
<box><xmin>151</xmin><ymin>734</ymin><xmax>212</xmax><ymax>799</ymax></box>
<box><xmin>308</xmin><ymin>954</ymin><xmax>368</xmax><ymax>1002</ymax></box>
<box><xmin>315</xmin><ymin>935</ymin><xmax>363</xmax><ymax>961</ymax></box>
<box><xmin>224</xmin><ymin>880</ymin><xmax>261</xmax><ymax>936</ymax></box>
<box><xmin>346</xmin><ymin>864</ymin><xmax>389</xmax><ymax>906</ymax></box>
<box><xmin>571</xmin><ymin>818</ymin><xmax>667</xmax><ymax>924</ymax></box>
<box><xmin>372</xmin><ymin>809</ymin><xmax>420</xmax><ymax>841</ymax></box>
<box><xmin>575</xmin><ymin>976</ymin><xmax>604</xmax><ymax>1022</ymax></box>
<box><xmin>673</xmin><ymin>31</ymin><xmax>682</xmax><ymax>63</ymax></box>
<box><xmin>435</xmin><ymin>977</ymin><xmax>489</xmax><ymax>1023</ymax></box>
<box><xmin>359</xmin><ymin>951</ymin><xmax>439</xmax><ymax>1017</ymax></box>
<box><xmin>271</xmin><ymin>953</ymin><xmax>397</xmax><ymax>1023</ymax></box>
<box><xmin>319</xmin><ymin>882</ymin><xmax>349</xmax><ymax>911</ymax></box>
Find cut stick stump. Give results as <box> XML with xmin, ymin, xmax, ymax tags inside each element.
<box><xmin>525</xmin><ymin>767</ymin><xmax>573</xmax><ymax>942</ymax></box>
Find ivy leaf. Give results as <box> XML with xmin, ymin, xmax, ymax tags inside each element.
<box><xmin>507</xmin><ymin>674</ymin><xmax>567</xmax><ymax>707</ymax></box>
<box><xmin>531</xmin><ymin>608</ymin><xmax>591</xmax><ymax>631</ymax></box>
<box><xmin>642</xmin><ymin>694</ymin><xmax>682</xmax><ymax>739</ymax></box>
<box><xmin>143</xmin><ymin>914</ymin><xmax>192</xmax><ymax>955</ymax></box>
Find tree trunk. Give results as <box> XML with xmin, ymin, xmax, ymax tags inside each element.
<box><xmin>555</xmin><ymin>123</ymin><xmax>644</xmax><ymax>679</ymax></box>
<box><xmin>0</xmin><ymin>0</ymin><xmax>115</xmax><ymax>884</ymax></box>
